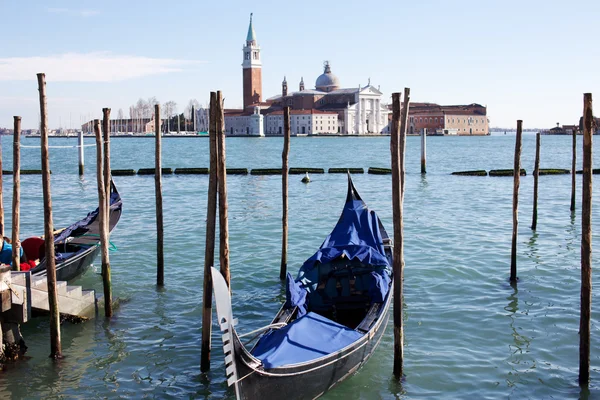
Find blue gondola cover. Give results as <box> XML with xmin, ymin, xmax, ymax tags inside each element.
<box><xmin>301</xmin><ymin>200</ymin><xmax>389</xmax><ymax>270</ymax></box>
<box><xmin>285</xmin><ymin>272</ymin><xmax>307</xmax><ymax>317</ymax></box>
<box><xmin>251</xmin><ymin>312</ymin><xmax>363</xmax><ymax>369</ymax></box>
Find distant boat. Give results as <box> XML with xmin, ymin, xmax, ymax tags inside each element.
<box><xmin>211</xmin><ymin>174</ymin><xmax>393</xmax><ymax>400</ymax></box>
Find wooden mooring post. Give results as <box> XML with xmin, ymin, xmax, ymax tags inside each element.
<box><xmin>579</xmin><ymin>93</ymin><xmax>593</xmax><ymax>386</ymax></box>
<box><xmin>216</xmin><ymin>91</ymin><xmax>230</xmax><ymax>287</ymax></box>
<box><xmin>103</xmin><ymin>108</ymin><xmax>112</xmax><ymax>224</ymax></box>
<box><xmin>100</xmin><ymin>110</ymin><xmax>113</xmax><ymax>317</ymax></box>
<box><xmin>421</xmin><ymin>127</ymin><xmax>427</xmax><ymax>174</ymax></box>
<box><xmin>78</xmin><ymin>130</ymin><xmax>84</xmax><ymax>175</ymax></box>
<box><xmin>12</xmin><ymin>116</ymin><xmax>21</xmax><ymax>269</ymax></box>
<box><xmin>531</xmin><ymin>132</ymin><xmax>540</xmax><ymax>230</ymax></box>
<box><xmin>37</xmin><ymin>72</ymin><xmax>62</xmax><ymax>358</ymax></box>
<box><xmin>201</xmin><ymin>92</ymin><xmax>219</xmax><ymax>372</ymax></box>
<box><xmin>571</xmin><ymin>127</ymin><xmax>577</xmax><ymax>212</ymax></box>
<box><xmin>280</xmin><ymin>106</ymin><xmax>291</xmax><ymax>281</ymax></box>
<box><xmin>510</xmin><ymin>120</ymin><xmax>523</xmax><ymax>282</ymax></box>
<box><xmin>155</xmin><ymin>104</ymin><xmax>164</xmax><ymax>287</ymax></box>
<box><xmin>391</xmin><ymin>88</ymin><xmax>410</xmax><ymax>378</ymax></box>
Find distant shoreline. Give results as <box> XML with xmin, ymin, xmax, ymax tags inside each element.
<box><xmin>22</xmin><ymin>132</ymin><xmax>495</xmax><ymax>139</ymax></box>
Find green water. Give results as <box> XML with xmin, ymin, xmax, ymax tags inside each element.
<box><xmin>0</xmin><ymin>134</ymin><xmax>599</xmax><ymax>399</ymax></box>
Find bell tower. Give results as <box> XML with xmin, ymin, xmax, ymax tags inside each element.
<box><xmin>242</xmin><ymin>13</ymin><xmax>262</xmax><ymax>109</ymax></box>
<box><xmin>282</xmin><ymin>76</ymin><xmax>288</xmax><ymax>97</ymax></box>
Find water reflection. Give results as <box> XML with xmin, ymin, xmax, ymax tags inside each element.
<box><xmin>388</xmin><ymin>374</ymin><xmax>406</xmax><ymax>399</ymax></box>
<box><xmin>580</xmin><ymin>385</ymin><xmax>591</xmax><ymax>400</ymax></box>
<box><xmin>525</xmin><ymin>232</ymin><xmax>540</xmax><ymax>267</ymax></box>
<box><xmin>504</xmin><ymin>282</ymin><xmax>533</xmax><ymax>392</ymax></box>
<box><xmin>566</xmin><ymin>211</ymin><xmax>578</xmax><ymax>251</ymax></box>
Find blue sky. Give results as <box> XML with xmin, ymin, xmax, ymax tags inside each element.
<box><xmin>1</xmin><ymin>0</ymin><xmax>598</xmax><ymax>129</ymax></box>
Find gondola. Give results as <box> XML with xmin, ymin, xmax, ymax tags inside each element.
<box><xmin>22</xmin><ymin>180</ymin><xmax>122</xmax><ymax>282</ymax></box>
<box><xmin>211</xmin><ymin>174</ymin><xmax>393</xmax><ymax>400</ymax></box>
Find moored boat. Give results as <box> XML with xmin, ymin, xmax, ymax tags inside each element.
<box><xmin>23</xmin><ymin>180</ymin><xmax>122</xmax><ymax>282</ymax></box>
<box><xmin>211</xmin><ymin>174</ymin><xmax>393</xmax><ymax>400</ymax></box>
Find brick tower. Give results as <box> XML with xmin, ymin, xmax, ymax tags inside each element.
<box><xmin>242</xmin><ymin>13</ymin><xmax>262</xmax><ymax>109</ymax></box>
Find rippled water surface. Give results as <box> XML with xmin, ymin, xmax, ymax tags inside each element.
<box><xmin>1</xmin><ymin>133</ymin><xmax>599</xmax><ymax>399</ymax></box>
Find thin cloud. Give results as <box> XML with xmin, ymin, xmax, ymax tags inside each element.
<box><xmin>46</xmin><ymin>8</ymin><xmax>100</xmax><ymax>17</ymax></box>
<box><xmin>0</xmin><ymin>52</ymin><xmax>205</xmax><ymax>82</ymax></box>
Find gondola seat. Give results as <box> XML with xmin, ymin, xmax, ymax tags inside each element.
<box><xmin>22</xmin><ymin>237</ymin><xmax>45</xmax><ymax>261</ymax></box>
<box><xmin>304</xmin><ymin>262</ymin><xmax>388</xmax><ymax>312</ymax></box>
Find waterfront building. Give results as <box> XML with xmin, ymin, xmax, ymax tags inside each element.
<box><xmin>578</xmin><ymin>116</ymin><xmax>600</xmax><ymax>133</ymax></box>
<box><xmin>264</xmin><ymin>109</ymin><xmax>339</xmax><ymax>135</ymax></box>
<box><xmin>407</xmin><ymin>103</ymin><xmax>489</xmax><ymax>135</ymax></box>
<box><xmin>194</xmin><ymin>106</ymin><xmax>210</xmax><ymax>132</ymax></box>
<box><xmin>224</xmin><ymin>15</ymin><xmax>390</xmax><ymax>136</ymax></box>
<box><xmin>81</xmin><ymin>118</ymin><xmax>158</xmax><ymax>134</ymax></box>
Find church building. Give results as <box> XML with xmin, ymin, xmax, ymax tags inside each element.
<box><xmin>224</xmin><ymin>14</ymin><xmax>390</xmax><ymax>136</ymax></box>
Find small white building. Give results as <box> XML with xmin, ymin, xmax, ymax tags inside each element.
<box><xmin>224</xmin><ymin>107</ymin><xmax>265</xmax><ymax>136</ymax></box>
<box><xmin>264</xmin><ymin>110</ymin><xmax>339</xmax><ymax>135</ymax></box>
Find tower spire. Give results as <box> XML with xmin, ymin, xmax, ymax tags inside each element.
<box><xmin>242</xmin><ymin>13</ymin><xmax>262</xmax><ymax>109</ymax></box>
<box><xmin>246</xmin><ymin>13</ymin><xmax>256</xmax><ymax>44</ymax></box>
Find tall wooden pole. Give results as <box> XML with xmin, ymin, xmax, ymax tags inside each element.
<box><xmin>37</xmin><ymin>73</ymin><xmax>61</xmax><ymax>358</ymax></box>
<box><xmin>421</xmin><ymin>127</ymin><xmax>427</xmax><ymax>174</ymax></box>
<box><xmin>390</xmin><ymin>92</ymin><xmax>402</xmax><ymax>378</ymax></box>
<box><xmin>155</xmin><ymin>104</ymin><xmax>164</xmax><ymax>286</ymax></box>
<box><xmin>0</xmin><ymin>133</ymin><xmax>4</xmax><ymax>237</ymax></box>
<box><xmin>280</xmin><ymin>107</ymin><xmax>291</xmax><ymax>281</ymax></box>
<box><xmin>12</xmin><ymin>116</ymin><xmax>21</xmax><ymax>270</ymax></box>
<box><xmin>216</xmin><ymin>92</ymin><xmax>230</xmax><ymax>288</ymax></box>
<box><xmin>400</xmin><ymin>89</ymin><xmax>410</xmax><ymax>201</ymax></box>
<box><xmin>571</xmin><ymin>127</ymin><xmax>577</xmax><ymax>212</ymax></box>
<box><xmin>531</xmin><ymin>132</ymin><xmax>540</xmax><ymax>230</ymax></box>
<box><xmin>100</xmin><ymin>111</ymin><xmax>112</xmax><ymax>318</ymax></box>
<box><xmin>94</xmin><ymin>120</ymin><xmax>105</xmax><ymax>252</ymax></box>
<box><xmin>78</xmin><ymin>130</ymin><xmax>84</xmax><ymax>175</ymax></box>
<box><xmin>510</xmin><ymin>120</ymin><xmax>523</xmax><ymax>282</ymax></box>
<box><xmin>102</xmin><ymin>108</ymin><xmax>111</xmax><ymax>224</ymax></box>
<box><xmin>201</xmin><ymin>92</ymin><xmax>219</xmax><ymax>372</ymax></box>
<box><xmin>391</xmin><ymin>88</ymin><xmax>410</xmax><ymax>379</ymax></box>
<box><xmin>579</xmin><ymin>93</ymin><xmax>593</xmax><ymax>386</ymax></box>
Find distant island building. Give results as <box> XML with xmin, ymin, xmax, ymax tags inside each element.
<box><xmin>405</xmin><ymin>102</ymin><xmax>489</xmax><ymax>135</ymax></box>
<box><xmin>541</xmin><ymin>118</ymin><xmax>599</xmax><ymax>135</ymax></box>
<box><xmin>224</xmin><ymin>14</ymin><xmax>390</xmax><ymax>136</ymax></box>
<box><xmin>541</xmin><ymin>123</ymin><xmax>577</xmax><ymax>135</ymax></box>
<box><xmin>76</xmin><ymin>14</ymin><xmax>490</xmax><ymax>137</ymax></box>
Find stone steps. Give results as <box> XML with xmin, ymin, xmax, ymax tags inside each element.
<box><xmin>9</xmin><ymin>272</ymin><xmax>97</xmax><ymax>319</ymax></box>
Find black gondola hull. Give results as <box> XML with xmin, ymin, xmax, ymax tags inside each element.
<box><xmin>29</xmin><ymin>180</ymin><xmax>122</xmax><ymax>282</ymax></box>
<box><xmin>34</xmin><ymin>245</ymin><xmax>100</xmax><ymax>282</ymax></box>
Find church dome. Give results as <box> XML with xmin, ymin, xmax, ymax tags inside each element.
<box><xmin>315</xmin><ymin>61</ymin><xmax>340</xmax><ymax>92</ymax></box>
